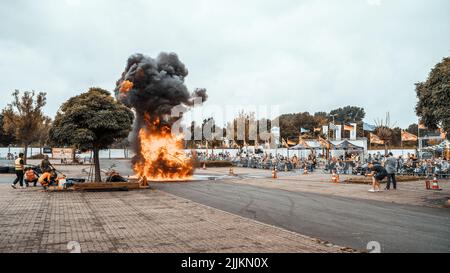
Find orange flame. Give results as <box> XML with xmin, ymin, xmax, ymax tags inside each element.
<box><xmin>120</xmin><ymin>80</ymin><xmax>134</xmax><ymax>93</ymax></box>
<box><xmin>133</xmin><ymin>117</ymin><xmax>193</xmax><ymax>181</ymax></box>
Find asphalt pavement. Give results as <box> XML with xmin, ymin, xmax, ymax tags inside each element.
<box><xmin>153</xmin><ymin>180</ymin><xmax>450</xmax><ymax>253</ymax></box>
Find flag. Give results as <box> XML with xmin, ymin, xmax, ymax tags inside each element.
<box><xmin>363</xmin><ymin>123</ymin><xmax>376</xmax><ymax>132</ymax></box>
<box><xmin>401</xmin><ymin>130</ymin><xmax>418</xmax><ymax>142</ymax></box>
<box><xmin>440</xmin><ymin>128</ymin><xmax>447</xmax><ymax>140</ymax></box>
<box><xmin>287</xmin><ymin>138</ymin><xmax>297</xmax><ymax>146</ymax></box>
<box><xmin>344</xmin><ymin>124</ymin><xmax>354</xmax><ymax>131</ymax></box>
<box><xmin>282</xmin><ymin>138</ymin><xmax>289</xmax><ymax>148</ymax></box>
<box><xmin>318</xmin><ymin>136</ymin><xmax>331</xmax><ymax>149</ymax></box>
<box><xmin>300</xmin><ymin>128</ymin><xmax>310</xmax><ymax>133</ymax></box>
<box><xmin>314</xmin><ymin>127</ymin><xmax>322</xmax><ymax>133</ymax></box>
<box><xmin>370</xmin><ymin>133</ymin><xmax>384</xmax><ymax>144</ymax></box>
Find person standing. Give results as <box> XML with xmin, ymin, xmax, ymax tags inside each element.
<box><xmin>385</xmin><ymin>152</ymin><xmax>397</xmax><ymax>190</ymax></box>
<box><xmin>40</xmin><ymin>155</ymin><xmax>54</xmax><ymax>173</ymax></box>
<box><xmin>11</xmin><ymin>153</ymin><xmax>25</xmax><ymax>189</ymax></box>
<box><xmin>367</xmin><ymin>162</ymin><xmax>387</xmax><ymax>192</ymax></box>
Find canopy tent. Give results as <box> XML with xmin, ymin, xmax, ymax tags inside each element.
<box><xmin>334</xmin><ymin>140</ymin><xmax>364</xmax><ymax>150</ymax></box>
<box><xmin>289</xmin><ymin>143</ymin><xmax>310</xmax><ymax>150</ymax></box>
<box><xmin>423</xmin><ymin>140</ymin><xmax>450</xmax><ymax>152</ymax></box>
<box><xmin>305</xmin><ymin>140</ymin><xmax>324</xmax><ymax>149</ymax></box>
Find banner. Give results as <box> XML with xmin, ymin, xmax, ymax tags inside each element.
<box><xmin>52</xmin><ymin>148</ymin><xmax>73</xmax><ymax>159</ymax></box>
<box><xmin>343</xmin><ymin>124</ymin><xmax>353</xmax><ymax>131</ymax></box>
<box><xmin>370</xmin><ymin>133</ymin><xmax>384</xmax><ymax>145</ymax></box>
<box><xmin>401</xmin><ymin>130</ymin><xmax>418</xmax><ymax>142</ymax></box>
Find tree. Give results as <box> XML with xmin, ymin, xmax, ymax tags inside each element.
<box><xmin>0</xmin><ymin>114</ymin><xmax>15</xmax><ymax>146</ymax></box>
<box><xmin>2</xmin><ymin>90</ymin><xmax>47</xmax><ymax>163</ymax></box>
<box><xmin>406</xmin><ymin>123</ymin><xmax>419</xmax><ymax>135</ymax></box>
<box><xmin>279</xmin><ymin>112</ymin><xmax>318</xmax><ymax>140</ymax></box>
<box><xmin>35</xmin><ymin>116</ymin><xmax>52</xmax><ymax>154</ymax></box>
<box><xmin>329</xmin><ymin>106</ymin><xmax>365</xmax><ymax>124</ymax></box>
<box><xmin>416</xmin><ymin>57</ymin><xmax>450</xmax><ymax>133</ymax></box>
<box><xmin>374</xmin><ymin>112</ymin><xmax>396</xmax><ymax>155</ymax></box>
<box><xmin>49</xmin><ymin>88</ymin><xmax>134</xmax><ymax>182</ymax></box>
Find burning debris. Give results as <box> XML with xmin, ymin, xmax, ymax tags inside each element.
<box><xmin>115</xmin><ymin>53</ymin><xmax>207</xmax><ymax>181</ymax></box>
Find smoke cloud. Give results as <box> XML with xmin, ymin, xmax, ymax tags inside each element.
<box><xmin>114</xmin><ymin>52</ymin><xmax>207</xmax><ymax>177</ymax></box>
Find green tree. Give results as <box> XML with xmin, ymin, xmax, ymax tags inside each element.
<box><xmin>1</xmin><ymin>90</ymin><xmax>48</xmax><ymax>163</ymax></box>
<box><xmin>329</xmin><ymin>105</ymin><xmax>365</xmax><ymax>124</ymax></box>
<box><xmin>279</xmin><ymin>112</ymin><xmax>318</xmax><ymax>141</ymax></box>
<box><xmin>0</xmin><ymin>114</ymin><xmax>15</xmax><ymax>146</ymax></box>
<box><xmin>416</xmin><ymin>57</ymin><xmax>450</xmax><ymax>133</ymax></box>
<box><xmin>49</xmin><ymin>88</ymin><xmax>134</xmax><ymax>182</ymax></box>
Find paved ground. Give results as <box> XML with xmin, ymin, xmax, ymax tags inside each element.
<box><xmin>195</xmin><ymin>167</ymin><xmax>450</xmax><ymax>208</ymax></box>
<box><xmin>2</xmin><ymin>163</ymin><xmax>449</xmax><ymax>253</ymax></box>
<box><xmin>0</xmin><ymin>184</ymin><xmax>349</xmax><ymax>253</ymax></box>
<box><xmin>154</xmin><ymin>179</ymin><xmax>450</xmax><ymax>253</ymax></box>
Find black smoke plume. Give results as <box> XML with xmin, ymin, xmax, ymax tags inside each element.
<box><xmin>114</xmin><ymin>52</ymin><xmax>207</xmax><ymax>176</ymax></box>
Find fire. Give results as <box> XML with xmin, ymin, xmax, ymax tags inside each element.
<box><xmin>133</xmin><ymin>117</ymin><xmax>194</xmax><ymax>181</ymax></box>
<box><xmin>119</xmin><ymin>80</ymin><xmax>134</xmax><ymax>93</ymax></box>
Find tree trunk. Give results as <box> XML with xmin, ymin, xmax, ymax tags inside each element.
<box><xmin>72</xmin><ymin>148</ymin><xmax>76</xmax><ymax>164</ymax></box>
<box><xmin>384</xmin><ymin>143</ymin><xmax>388</xmax><ymax>157</ymax></box>
<box><xmin>93</xmin><ymin>146</ymin><xmax>101</xmax><ymax>182</ymax></box>
<box><xmin>23</xmin><ymin>144</ymin><xmax>28</xmax><ymax>165</ymax></box>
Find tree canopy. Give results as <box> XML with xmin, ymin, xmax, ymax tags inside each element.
<box><xmin>416</xmin><ymin>57</ymin><xmax>450</xmax><ymax>132</ymax></box>
<box><xmin>0</xmin><ymin>114</ymin><xmax>15</xmax><ymax>146</ymax></box>
<box><xmin>49</xmin><ymin>87</ymin><xmax>134</xmax><ymax>182</ymax></box>
<box><xmin>1</xmin><ymin>90</ymin><xmax>48</xmax><ymax>162</ymax></box>
<box><xmin>329</xmin><ymin>105</ymin><xmax>366</xmax><ymax>124</ymax></box>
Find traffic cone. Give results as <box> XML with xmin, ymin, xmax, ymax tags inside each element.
<box><xmin>331</xmin><ymin>170</ymin><xmax>339</xmax><ymax>183</ymax></box>
<box><xmin>431</xmin><ymin>177</ymin><xmax>441</xmax><ymax>190</ymax></box>
<box><xmin>272</xmin><ymin>168</ymin><xmax>278</xmax><ymax>179</ymax></box>
<box><xmin>202</xmin><ymin>163</ymin><xmax>207</xmax><ymax>170</ymax></box>
<box><xmin>303</xmin><ymin>167</ymin><xmax>308</xmax><ymax>175</ymax></box>
<box><xmin>229</xmin><ymin>167</ymin><xmax>234</xmax><ymax>176</ymax></box>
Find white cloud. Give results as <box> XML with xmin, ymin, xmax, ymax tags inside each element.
<box><xmin>0</xmin><ymin>0</ymin><xmax>449</xmax><ymax>127</ymax></box>
<box><xmin>367</xmin><ymin>0</ymin><xmax>382</xmax><ymax>6</ymax></box>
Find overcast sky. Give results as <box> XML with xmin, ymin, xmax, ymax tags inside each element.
<box><xmin>1</xmin><ymin>0</ymin><xmax>449</xmax><ymax>128</ymax></box>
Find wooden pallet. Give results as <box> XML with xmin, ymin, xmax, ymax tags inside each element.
<box><xmin>344</xmin><ymin>175</ymin><xmax>420</xmax><ymax>184</ymax></box>
<box><xmin>73</xmin><ymin>182</ymin><xmax>140</xmax><ymax>191</ymax></box>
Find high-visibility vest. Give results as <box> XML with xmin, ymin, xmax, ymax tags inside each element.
<box><xmin>15</xmin><ymin>158</ymin><xmax>24</xmax><ymax>171</ymax></box>
<box><xmin>25</xmin><ymin>170</ymin><xmax>37</xmax><ymax>181</ymax></box>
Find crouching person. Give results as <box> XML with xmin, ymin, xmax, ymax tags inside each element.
<box><xmin>38</xmin><ymin>171</ymin><xmax>53</xmax><ymax>191</ymax></box>
<box><xmin>24</xmin><ymin>167</ymin><xmax>39</xmax><ymax>187</ymax></box>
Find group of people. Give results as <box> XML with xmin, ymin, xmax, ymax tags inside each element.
<box><xmin>11</xmin><ymin>153</ymin><xmax>56</xmax><ymax>191</ymax></box>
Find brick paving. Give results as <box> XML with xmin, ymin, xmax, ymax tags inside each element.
<box><xmin>0</xmin><ymin>185</ymin><xmax>351</xmax><ymax>253</ymax></box>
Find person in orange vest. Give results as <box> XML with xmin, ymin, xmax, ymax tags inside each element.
<box><xmin>11</xmin><ymin>153</ymin><xmax>25</xmax><ymax>189</ymax></box>
<box><xmin>38</xmin><ymin>171</ymin><xmax>53</xmax><ymax>191</ymax></box>
<box><xmin>24</xmin><ymin>167</ymin><xmax>39</xmax><ymax>187</ymax></box>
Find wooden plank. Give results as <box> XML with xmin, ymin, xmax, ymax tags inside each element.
<box><xmin>73</xmin><ymin>182</ymin><xmax>140</xmax><ymax>191</ymax></box>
